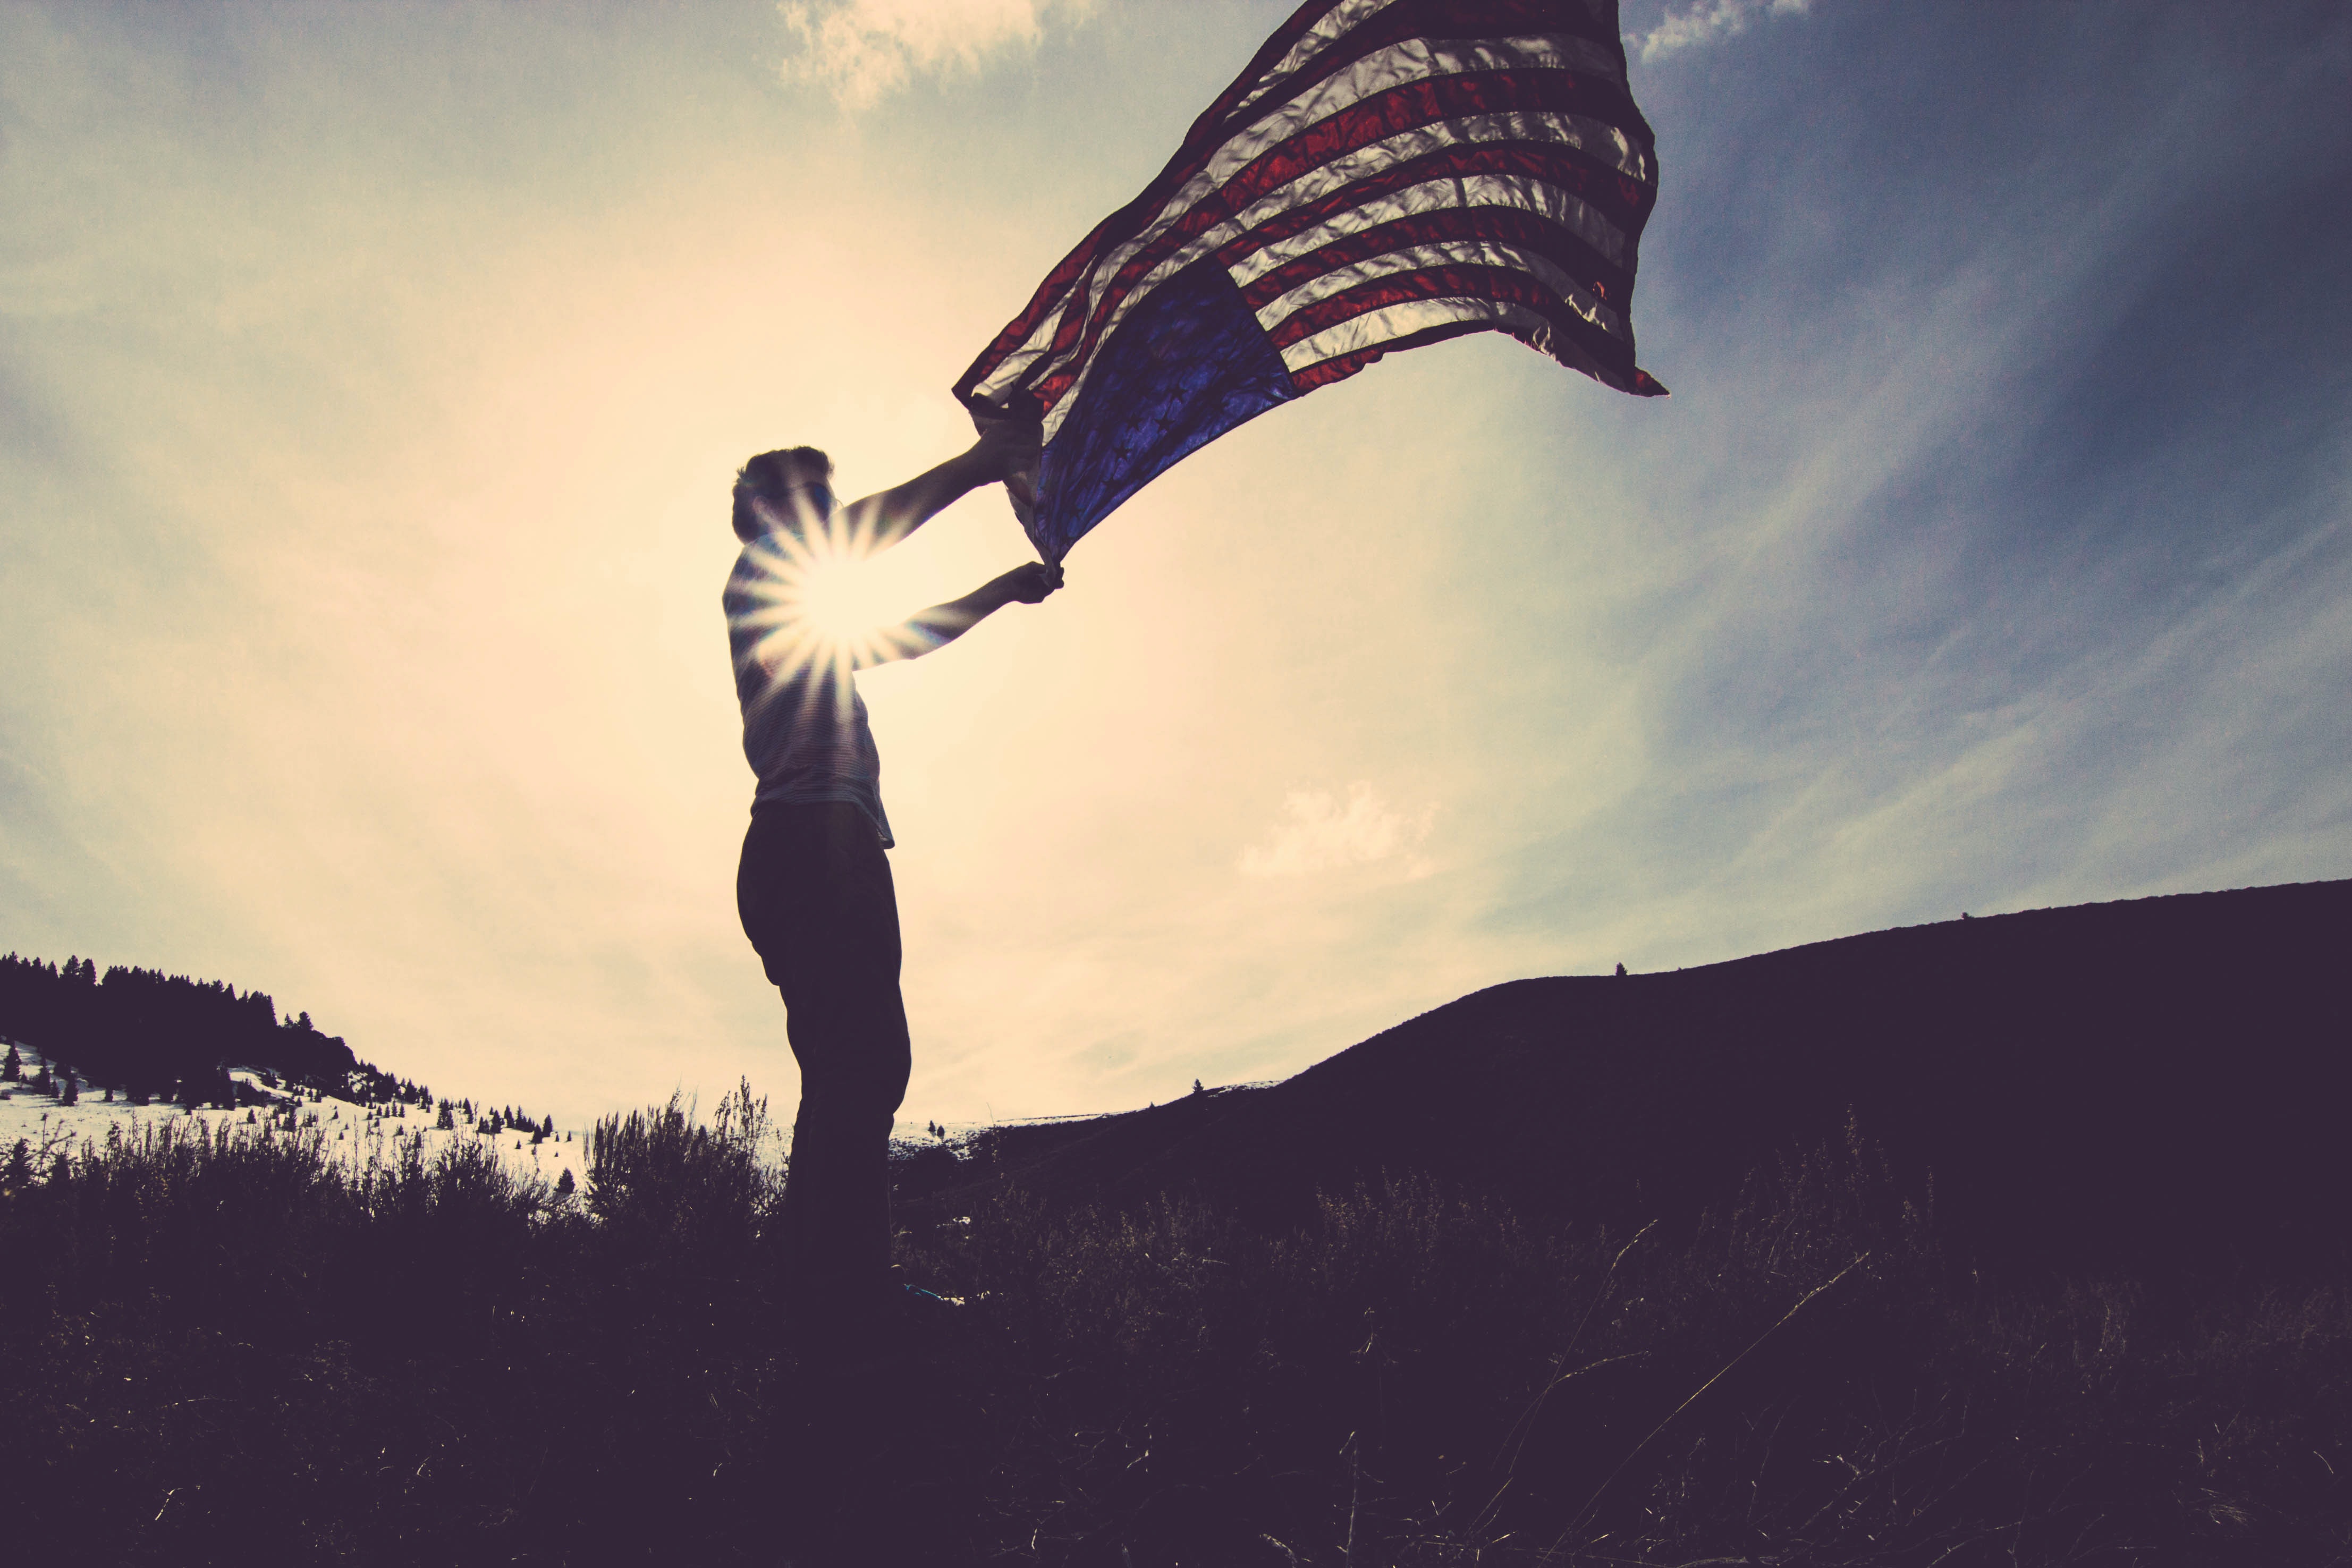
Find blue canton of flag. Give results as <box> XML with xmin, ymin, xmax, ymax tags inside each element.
<box><xmin>956</xmin><ymin>0</ymin><xmax>1665</xmax><ymax>563</ymax></box>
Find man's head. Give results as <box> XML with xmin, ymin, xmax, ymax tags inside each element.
<box><xmin>732</xmin><ymin>446</ymin><xmax>834</xmax><ymax>541</ymax></box>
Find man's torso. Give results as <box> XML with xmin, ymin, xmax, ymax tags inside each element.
<box><xmin>725</xmin><ymin>534</ymin><xmax>894</xmax><ymax>846</ymax></box>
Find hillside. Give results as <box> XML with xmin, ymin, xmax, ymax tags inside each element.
<box><xmin>931</xmin><ymin>879</ymin><xmax>2351</xmax><ymax>1276</ymax></box>
<box><xmin>9</xmin><ymin>882</ymin><xmax>2351</xmax><ymax>1563</ymax></box>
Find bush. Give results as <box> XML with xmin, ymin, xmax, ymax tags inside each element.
<box><xmin>0</xmin><ymin>1101</ymin><xmax>2345</xmax><ymax>1565</ymax></box>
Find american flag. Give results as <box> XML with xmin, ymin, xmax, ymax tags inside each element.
<box><xmin>955</xmin><ymin>0</ymin><xmax>1665</xmax><ymax>562</ymax></box>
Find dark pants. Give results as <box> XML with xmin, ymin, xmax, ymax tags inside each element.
<box><xmin>737</xmin><ymin>802</ymin><xmax>911</xmax><ymax>1333</ymax></box>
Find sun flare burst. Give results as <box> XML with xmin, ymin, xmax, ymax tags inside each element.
<box><xmin>730</xmin><ymin>510</ymin><xmax>907</xmax><ymax>682</ymax></box>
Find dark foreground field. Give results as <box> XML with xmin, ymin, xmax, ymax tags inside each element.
<box><xmin>6</xmin><ymin>882</ymin><xmax>2349</xmax><ymax>1565</ymax></box>
<box><xmin>4</xmin><ymin>1095</ymin><xmax>2348</xmax><ymax>1567</ymax></box>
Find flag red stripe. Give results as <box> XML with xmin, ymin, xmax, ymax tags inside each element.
<box><xmin>1287</xmin><ymin>316</ymin><xmax>1491</xmax><ymax>391</ymax></box>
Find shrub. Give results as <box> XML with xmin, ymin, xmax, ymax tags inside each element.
<box><xmin>0</xmin><ymin>1101</ymin><xmax>2345</xmax><ymax>1566</ymax></box>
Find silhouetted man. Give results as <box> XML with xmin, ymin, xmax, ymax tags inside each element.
<box><xmin>726</xmin><ymin>426</ymin><xmax>1055</xmax><ymax>1357</ymax></box>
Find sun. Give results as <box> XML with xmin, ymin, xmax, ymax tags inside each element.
<box><xmin>729</xmin><ymin>512</ymin><xmax>908</xmax><ymax>681</ymax></box>
<box><xmin>795</xmin><ymin>550</ymin><xmax>902</xmax><ymax>648</ymax></box>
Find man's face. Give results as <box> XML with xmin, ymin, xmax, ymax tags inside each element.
<box><xmin>754</xmin><ymin>477</ymin><xmax>833</xmax><ymax>538</ymax></box>
<box><xmin>786</xmin><ymin>480</ymin><xmax>836</xmax><ymax>519</ymax></box>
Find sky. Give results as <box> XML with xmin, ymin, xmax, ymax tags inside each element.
<box><xmin>3</xmin><ymin>0</ymin><xmax>2347</xmax><ymax>1132</ymax></box>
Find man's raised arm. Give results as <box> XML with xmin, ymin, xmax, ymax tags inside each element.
<box><xmin>836</xmin><ymin>417</ymin><xmax>1040</xmax><ymax>553</ymax></box>
<box><xmin>853</xmin><ymin>562</ymin><xmax>1063</xmax><ymax>669</ymax></box>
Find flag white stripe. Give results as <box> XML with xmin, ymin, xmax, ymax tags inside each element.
<box><xmin>1225</xmin><ymin>0</ymin><xmax>1408</xmax><ymax>123</ymax></box>
<box><xmin>1225</xmin><ymin>170</ymin><xmax>1634</xmax><ymax>287</ymax></box>
<box><xmin>1277</xmin><ymin>295</ymin><xmax>1560</xmax><ymax>372</ymax></box>
<box><xmin>1252</xmin><ymin>238</ymin><xmax>1627</xmax><ymax>343</ymax></box>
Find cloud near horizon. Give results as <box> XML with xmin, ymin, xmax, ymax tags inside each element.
<box><xmin>1630</xmin><ymin>0</ymin><xmax>1812</xmax><ymax>63</ymax></box>
<box><xmin>778</xmin><ymin>0</ymin><xmax>1095</xmax><ymax>108</ymax></box>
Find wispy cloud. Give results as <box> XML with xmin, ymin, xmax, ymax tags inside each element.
<box><xmin>1240</xmin><ymin>783</ymin><xmax>1435</xmax><ymax>879</ymax></box>
<box><xmin>778</xmin><ymin>0</ymin><xmax>1093</xmax><ymax>109</ymax></box>
<box><xmin>1629</xmin><ymin>0</ymin><xmax>1811</xmax><ymax>63</ymax></box>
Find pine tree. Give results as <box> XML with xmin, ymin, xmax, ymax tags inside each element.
<box><xmin>554</xmin><ymin>1168</ymin><xmax>577</xmax><ymax>1199</ymax></box>
<box><xmin>436</xmin><ymin>1101</ymin><xmax>455</xmax><ymax>1131</ymax></box>
<box><xmin>3</xmin><ymin>1043</ymin><xmax>19</xmax><ymax>1081</ymax></box>
<box><xmin>59</xmin><ymin>1071</ymin><xmax>78</xmax><ymax>1106</ymax></box>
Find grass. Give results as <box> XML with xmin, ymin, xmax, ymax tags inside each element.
<box><xmin>3</xmin><ymin>1097</ymin><xmax>2347</xmax><ymax>1565</ymax></box>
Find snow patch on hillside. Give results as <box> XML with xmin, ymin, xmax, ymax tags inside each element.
<box><xmin>0</xmin><ymin>1037</ymin><xmax>588</xmax><ymax>1192</ymax></box>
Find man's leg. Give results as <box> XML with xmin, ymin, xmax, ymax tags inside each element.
<box><xmin>737</xmin><ymin>802</ymin><xmax>912</xmax><ymax>1343</ymax></box>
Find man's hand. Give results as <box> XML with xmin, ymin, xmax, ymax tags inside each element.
<box><xmin>969</xmin><ymin>409</ymin><xmax>1043</xmax><ymax>485</ymax></box>
<box><xmin>857</xmin><ymin>561</ymin><xmax>1064</xmax><ymax>669</ymax></box>
<box><xmin>969</xmin><ymin>405</ymin><xmax>1043</xmax><ymax>529</ymax></box>
<box><xmin>995</xmin><ymin>561</ymin><xmax>1064</xmax><ymax>605</ymax></box>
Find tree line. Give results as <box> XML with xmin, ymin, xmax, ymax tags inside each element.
<box><xmin>0</xmin><ymin>952</ymin><xmax>425</xmax><ymax>1109</ymax></box>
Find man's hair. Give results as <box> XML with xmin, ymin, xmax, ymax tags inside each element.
<box><xmin>732</xmin><ymin>446</ymin><xmax>834</xmax><ymax>540</ymax></box>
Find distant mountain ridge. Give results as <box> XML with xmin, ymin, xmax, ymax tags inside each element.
<box><xmin>926</xmin><ymin>879</ymin><xmax>2350</xmax><ymax>1278</ymax></box>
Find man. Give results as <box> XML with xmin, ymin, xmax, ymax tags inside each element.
<box><xmin>725</xmin><ymin>423</ymin><xmax>1055</xmax><ymax>1354</ymax></box>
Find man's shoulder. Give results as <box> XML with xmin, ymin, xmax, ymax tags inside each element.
<box><xmin>727</xmin><ymin>526</ymin><xmax>816</xmax><ymax>579</ymax></box>
<box><xmin>724</xmin><ymin>535</ymin><xmax>780</xmax><ymax>600</ymax></box>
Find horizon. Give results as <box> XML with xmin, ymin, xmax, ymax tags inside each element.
<box><xmin>4</xmin><ymin>1</ymin><xmax>2348</xmax><ymax>1133</ymax></box>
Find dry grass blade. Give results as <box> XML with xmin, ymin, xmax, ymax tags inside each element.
<box><xmin>1473</xmin><ymin>1218</ymin><xmax>1659</xmax><ymax>1537</ymax></box>
<box><xmin>1540</xmin><ymin>1251</ymin><xmax>1873</xmax><ymax>1563</ymax></box>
